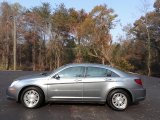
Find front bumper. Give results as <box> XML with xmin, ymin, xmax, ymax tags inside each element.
<box><xmin>6</xmin><ymin>87</ymin><xmax>17</xmax><ymax>101</ymax></box>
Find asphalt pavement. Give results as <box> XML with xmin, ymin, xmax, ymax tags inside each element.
<box><xmin>0</xmin><ymin>71</ymin><xmax>160</xmax><ymax>120</ymax></box>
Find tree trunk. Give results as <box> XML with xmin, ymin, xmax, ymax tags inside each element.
<box><xmin>102</xmin><ymin>58</ymin><xmax>105</xmax><ymax>65</ymax></box>
<box><xmin>32</xmin><ymin>40</ymin><xmax>36</xmax><ymax>71</ymax></box>
<box><xmin>19</xmin><ymin>44</ymin><xmax>22</xmax><ymax>68</ymax></box>
<box><xmin>6</xmin><ymin>42</ymin><xmax>9</xmax><ymax>70</ymax></box>
<box><xmin>39</xmin><ymin>42</ymin><xmax>42</xmax><ymax>71</ymax></box>
<box><xmin>146</xmin><ymin>24</ymin><xmax>151</xmax><ymax>77</ymax></box>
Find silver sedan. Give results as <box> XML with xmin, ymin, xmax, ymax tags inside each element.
<box><xmin>6</xmin><ymin>63</ymin><xmax>146</xmax><ymax>110</ymax></box>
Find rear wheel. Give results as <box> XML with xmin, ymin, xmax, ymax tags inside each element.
<box><xmin>107</xmin><ymin>89</ymin><xmax>130</xmax><ymax>111</ymax></box>
<box><xmin>21</xmin><ymin>87</ymin><xmax>44</xmax><ymax>108</ymax></box>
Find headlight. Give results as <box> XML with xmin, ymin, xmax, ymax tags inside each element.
<box><xmin>10</xmin><ymin>80</ymin><xmax>19</xmax><ymax>87</ymax></box>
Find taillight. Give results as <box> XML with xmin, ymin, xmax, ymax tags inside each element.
<box><xmin>135</xmin><ymin>79</ymin><xmax>142</xmax><ymax>86</ymax></box>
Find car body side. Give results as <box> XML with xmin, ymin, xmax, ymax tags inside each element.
<box><xmin>6</xmin><ymin>64</ymin><xmax>146</xmax><ymax>104</ymax></box>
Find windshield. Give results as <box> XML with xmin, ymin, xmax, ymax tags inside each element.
<box><xmin>46</xmin><ymin>65</ymin><xmax>68</xmax><ymax>76</ymax></box>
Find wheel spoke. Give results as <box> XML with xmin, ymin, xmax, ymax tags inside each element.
<box><xmin>112</xmin><ymin>93</ymin><xmax>127</xmax><ymax>109</ymax></box>
<box><xmin>23</xmin><ymin>90</ymin><xmax>40</xmax><ymax>108</ymax></box>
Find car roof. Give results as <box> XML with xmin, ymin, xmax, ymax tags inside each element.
<box><xmin>63</xmin><ymin>63</ymin><xmax>130</xmax><ymax>77</ymax></box>
<box><xmin>65</xmin><ymin>63</ymin><xmax>111</xmax><ymax>67</ymax></box>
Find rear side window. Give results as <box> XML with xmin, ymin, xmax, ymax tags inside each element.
<box><xmin>110</xmin><ymin>71</ymin><xmax>119</xmax><ymax>77</ymax></box>
<box><xmin>86</xmin><ymin>67</ymin><xmax>119</xmax><ymax>77</ymax></box>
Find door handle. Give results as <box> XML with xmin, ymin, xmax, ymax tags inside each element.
<box><xmin>105</xmin><ymin>78</ymin><xmax>112</xmax><ymax>81</ymax></box>
<box><xmin>75</xmin><ymin>79</ymin><xmax>82</xmax><ymax>82</ymax></box>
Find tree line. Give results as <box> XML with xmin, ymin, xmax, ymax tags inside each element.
<box><xmin>0</xmin><ymin>1</ymin><xmax>160</xmax><ymax>77</ymax></box>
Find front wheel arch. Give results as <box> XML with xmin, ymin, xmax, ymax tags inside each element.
<box><xmin>20</xmin><ymin>86</ymin><xmax>45</xmax><ymax>108</ymax></box>
<box><xmin>18</xmin><ymin>85</ymin><xmax>45</xmax><ymax>103</ymax></box>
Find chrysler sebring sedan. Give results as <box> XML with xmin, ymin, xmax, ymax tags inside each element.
<box><xmin>6</xmin><ymin>63</ymin><xmax>146</xmax><ymax>110</ymax></box>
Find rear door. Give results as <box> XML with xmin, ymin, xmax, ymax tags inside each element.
<box><xmin>83</xmin><ymin>66</ymin><xmax>119</xmax><ymax>101</ymax></box>
<box><xmin>83</xmin><ymin>67</ymin><xmax>108</xmax><ymax>101</ymax></box>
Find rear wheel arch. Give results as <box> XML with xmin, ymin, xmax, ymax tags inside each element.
<box><xmin>106</xmin><ymin>88</ymin><xmax>133</xmax><ymax>110</ymax></box>
<box><xmin>106</xmin><ymin>88</ymin><xmax>133</xmax><ymax>103</ymax></box>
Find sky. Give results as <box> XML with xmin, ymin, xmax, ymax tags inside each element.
<box><xmin>2</xmin><ymin>0</ymin><xmax>155</xmax><ymax>41</ymax></box>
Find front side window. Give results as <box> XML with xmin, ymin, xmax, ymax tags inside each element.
<box><xmin>58</xmin><ymin>66</ymin><xmax>84</xmax><ymax>78</ymax></box>
<box><xmin>86</xmin><ymin>67</ymin><xmax>119</xmax><ymax>77</ymax></box>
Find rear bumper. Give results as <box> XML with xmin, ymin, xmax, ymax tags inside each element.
<box><xmin>131</xmin><ymin>88</ymin><xmax>146</xmax><ymax>103</ymax></box>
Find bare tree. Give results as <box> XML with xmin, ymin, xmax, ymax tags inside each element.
<box><xmin>139</xmin><ymin>0</ymin><xmax>152</xmax><ymax>76</ymax></box>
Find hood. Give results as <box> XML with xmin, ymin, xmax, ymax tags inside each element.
<box><xmin>16</xmin><ymin>73</ymin><xmax>48</xmax><ymax>81</ymax></box>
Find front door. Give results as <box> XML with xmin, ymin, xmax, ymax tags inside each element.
<box><xmin>47</xmin><ymin>66</ymin><xmax>84</xmax><ymax>101</ymax></box>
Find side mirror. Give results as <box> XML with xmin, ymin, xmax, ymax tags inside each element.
<box><xmin>107</xmin><ymin>73</ymin><xmax>111</xmax><ymax>77</ymax></box>
<box><xmin>106</xmin><ymin>71</ymin><xmax>112</xmax><ymax>77</ymax></box>
<box><xmin>53</xmin><ymin>74</ymin><xmax>60</xmax><ymax>80</ymax></box>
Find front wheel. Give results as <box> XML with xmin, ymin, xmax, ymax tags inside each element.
<box><xmin>21</xmin><ymin>87</ymin><xmax>44</xmax><ymax>108</ymax></box>
<box><xmin>107</xmin><ymin>89</ymin><xmax>130</xmax><ymax>111</ymax></box>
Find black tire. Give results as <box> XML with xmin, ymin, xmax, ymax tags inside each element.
<box><xmin>107</xmin><ymin>89</ymin><xmax>130</xmax><ymax>111</ymax></box>
<box><xmin>21</xmin><ymin>87</ymin><xmax>44</xmax><ymax>108</ymax></box>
